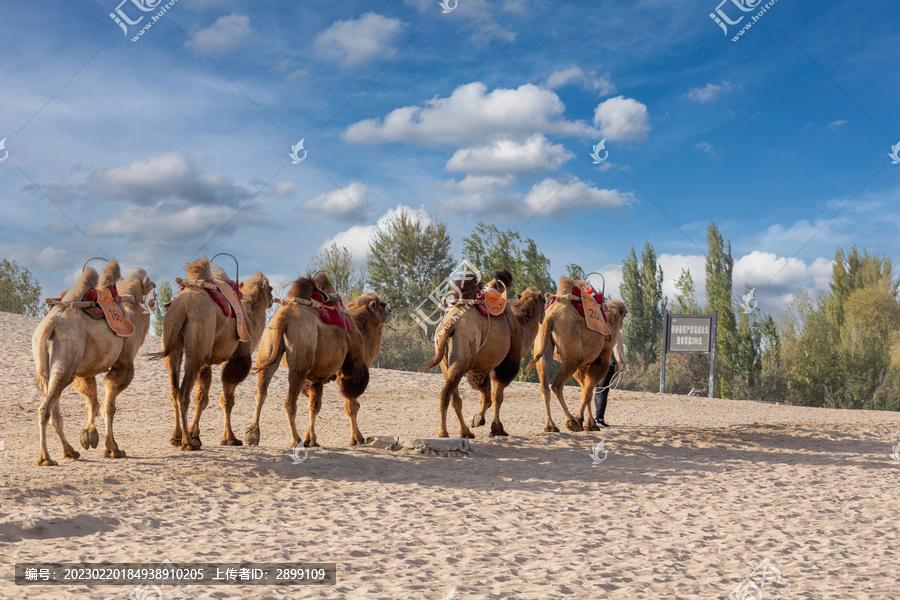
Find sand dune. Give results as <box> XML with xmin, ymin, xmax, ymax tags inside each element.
<box><xmin>1</xmin><ymin>310</ymin><xmax>899</xmax><ymax>599</ymax></box>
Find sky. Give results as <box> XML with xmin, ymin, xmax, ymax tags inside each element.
<box><xmin>1</xmin><ymin>0</ymin><xmax>898</xmax><ymax>316</ymax></box>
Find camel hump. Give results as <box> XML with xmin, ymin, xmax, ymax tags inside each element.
<box><xmin>63</xmin><ymin>267</ymin><xmax>100</xmax><ymax>302</ymax></box>
<box><xmin>100</xmin><ymin>259</ymin><xmax>121</xmax><ymax>288</ymax></box>
<box><xmin>210</xmin><ymin>264</ymin><xmax>228</xmax><ymax>281</ymax></box>
<box><xmin>557</xmin><ymin>276</ymin><xmax>583</xmax><ymax>296</ymax></box>
<box><xmin>287</xmin><ymin>277</ymin><xmax>316</xmax><ymax>300</ymax></box>
<box><xmin>313</xmin><ymin>272</ymin><xmax>336</xmax><ymax>294</ymax></box>
<box><xmin>185</xmin><ymin>257</ymin><xmax>213</xmax><ymax>281</ymax></box>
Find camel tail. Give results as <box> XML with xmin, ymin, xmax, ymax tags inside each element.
<box><xmin>147</xmin><ymin>301</ymin><xmax>187</xmax><ymax>361</ymax></box>
<box><xmin>525</xmin><ymin>320</ymin><xmax>552</xmax><ymax>376</ymax></box>
<box><xmin>420</xmin><ymin>324</ymin><xmax>453</xmax><ymax>372</ymax></box>
<box><xmin>253</xmin><ymin>313</ymin><xmax>288</xmax><ymax>374</ymax></box>
<box><xmin>34</xmin><ymin>328</ymin><xmax>54</xmax><ymax>396</ymax></box>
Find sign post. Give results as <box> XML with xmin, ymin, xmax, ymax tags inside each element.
<box><xmin>659</xmin><ymin>310</ymin><xmax>718</xmax><ymax>398</ymax></box>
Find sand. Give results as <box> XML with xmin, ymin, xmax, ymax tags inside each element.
<box><xmin>1</xmin><ymin>310</ymin><xmax>899</xmax><ymax>599</ymax></box>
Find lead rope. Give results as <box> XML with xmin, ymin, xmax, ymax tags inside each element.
<box><xmin>594</xmin><ymin>368</ymin><xmax>625</xmax><ymax>394</ymax></box>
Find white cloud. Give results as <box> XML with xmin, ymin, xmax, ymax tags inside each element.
<box><xmin>445</xmin><ymin>135</ymin><xmax>574</xmax><ymax>175</ymax></box>
<box><xmin>829</xmin><ymin>120</ymin><xmax>848</xmax><ymax>131</ymax></box>
<box><xmin>343</xmin><ymin>82</ymin><xmax>591</xmax><ymax>147</ymax></box>
<box><xmin>695</xmin><ymin>141</ymin><xmax>721</xmax><ymax>157</ymax></box>
<box><xmin>546</xmin><ymin>66</ymin><xmax>615</xmax><ymax>97</ymax></box>
<box><xmin>186</xmin><ymin>14</ymin><xmax>255</xmax><ymax>56</ymax></box>
<box><xmin>402</xmin><ymin>0</ymin><xmax>515</xmax><ymax>42</ymax></box>
<box><xmin>272</xmin><ymin>181</ymin><xmax>297</xmax><ymax>197</ymax></box>
<box><xmin>320</xmin><ymin>204</ymin><xmax>430</xmax><ymax>261</ymax></box>
<box><xmin>300</xmin><ymin>182</ymin><xmax>374</xmax><ymax>220</ymax></box>
<box><xmin>521</xmin><ymin>177</ymin><xmax>633</xmax><ymax>217</ymax></box>
<box><xmin>593</xmin><ymin>96</ymin><xmax>650</xmax><ymax>142</ymax></box>
<box><xmin>314</xmin><ymin>12</ymin><xmax>406</xmax><ymax>67</ymax></box>
<box><xmin>686</xmin><ymin>80</ymin><xmax>734</xmax><ymax>103</ymax></box>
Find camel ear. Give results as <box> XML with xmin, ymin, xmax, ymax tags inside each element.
<box><xmin>516</xmin><ymin>292</ymin><xmax>521</xmax><ymax>300</ymax></box>
<box><xmin>369</xmin><ymin>299</ymin><xmax>377</xmax><ymax>311</ymax></box>
<box><xmin>143</xmin><ymin>276</ymin><xmax>152</xmax><ymax>289</ymax></box>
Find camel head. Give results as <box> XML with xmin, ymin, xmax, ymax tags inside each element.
<box><xmin>348</xmin><ymin>292</ymin><xmax>391</xmax><ymax>330</ymax></box>
<box><xmin>118</xmin><ymin>268</ymin><xmax>156</xmax><ymax>318</ymax></box>
<box><xmin>240</xmin><ymin>272</ymin><xmax>274</xmax><ymax>310</ymax></box>
<box><xmin>514</xmin><ymin>287</ymin><xmax>546</xmax><ymax>325</ymax></box>
<box><xmin>604</xmin><ymin>299</ymin><xmax>627</xmax><ymax>330</ymax></box>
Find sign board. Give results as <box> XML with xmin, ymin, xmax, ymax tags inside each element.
<box><xmin>659</xmin><ymin>310</ymin><xmax>718</xmax><ymax>398</ymax></box>
<box><xmin>665</xmin><ymin>315</ymin><xmax>713</xmax><ymax>354</ymax></box>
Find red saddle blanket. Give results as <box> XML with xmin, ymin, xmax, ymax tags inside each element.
<box><xmin>311</xmin><ymin>291</ymin><xmax>352</xmax><ymax>333</ymax></box>
<box><xmin>547</xmin><ymin>285</ymin><xmax>604</xmax><ymax>317</ymax></box>
<box><xmin>204</xmin><ymin>280</ymin><xmax>242</xmax><ymax>318</ymax></box>
<box><xmin>54</xmin><ymin>284</ymin><xmax>122</xmax><ymax>319</ymax></box>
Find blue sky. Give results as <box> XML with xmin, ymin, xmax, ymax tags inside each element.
<box><xmin>1</xmin><ymin>0</ymin><xmax>898</xmax><ymax>315</ymax></box>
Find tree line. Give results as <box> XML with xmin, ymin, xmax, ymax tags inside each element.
<box><xmin>3</xmin><ymin>212</ymin><xmax>899</xmax><ymax>411</ymax></box>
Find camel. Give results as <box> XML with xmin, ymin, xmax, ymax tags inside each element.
<box><xmin>420</xmin><ymin>269</ymin><xmax>545</xmax><ymax>438</ymax></box>
<box><xmin>245</xmin><ymin>275</ymin><xmax>391</xmax><ymax>448</ymax></box>
<box><xmin>526</xmin><ymin>277</ymin><xmax>627</xmax><ymax>433</ymax></box>
<box><xmin>153</xmin><ymin>258</ymin><xmax>272</xmax><ymax>450</ymax></box>
<box><xmin>32</xmin><ymin>260</ymin><xmax>155</xmax><ymax>466</ymax></box>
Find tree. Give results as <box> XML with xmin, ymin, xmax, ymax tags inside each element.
<box><xmin>151</xmin><ymin>281</ymin><xmax>174</xmax><ymax>337</ymax></box>
<box><xmin>705</xmin><ymin>221</ymin><xmax>737</xmax><ymax>397</ymax></box>
<box><xmin>619</xmin><ymin>243</ymin><xmax>665</xmax><ymax>366</ymax></box>
<box><xmin>461</xmin><ymin>223</ymin><xmax>554</xmax><ymax>294</ymax></box>
<box><xmin>366</xmin><ymin>208</ymin><xmax>455</xmax><ymax>319</ymax></box>
<box><xmin>0</xmin><ymin>259</ymin><xmax>42</xmax><ymax>317</ymax></box>
<box><xmin>308</xmin><ymin>243</ymin><xmax>366</xmax><ymax>299</ymax></box>
<box><xmin>671</xmin><ymin>268</ymin><xmax>701</xmax><ymax>314</ymax></box>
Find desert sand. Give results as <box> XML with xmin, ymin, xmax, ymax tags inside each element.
<box><xmin>1</xmin><ymin>309</ymin><xmax>899</xmax><ymax>599</ymax></box>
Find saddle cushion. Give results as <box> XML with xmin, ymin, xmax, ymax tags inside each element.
<box><xmin>54</xmin><ymin>284</ymin><xmax>122</xmax><ymax>319</ymax></box>
<box><xmin>310</xmin><ymin>291</ymin><xmax>352</xmax><ymax>333</ymax></box>
<box><xmin>204</xmin><ymin>280</ymin><xmax>242</xmax><ymax>318</ymax></box>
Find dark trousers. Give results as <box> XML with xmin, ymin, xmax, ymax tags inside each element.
<box><xmin>593</xmin><ymin>365</ymin><xmax>615</xmax><ymax>421</ymax></box>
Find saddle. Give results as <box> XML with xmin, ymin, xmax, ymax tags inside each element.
<box><xmin>309</xmin><ymin>290</ymin><xmax>352</xmax><ymax>333</ymax></box>
<box><xmin>174</xmin><ymin>278</ymin><xmax>250</xmax><ymax>342</ymax></box>
<box><xmin>548</xmin><ymin>284</ymin><xmax>611</xmax><ymax>337</ymax></box>
<box><xmin>49</xmin><ymin>285</ymin><xmax>134</xmax><ymax>337</ymax></box>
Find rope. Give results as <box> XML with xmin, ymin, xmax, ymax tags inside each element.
<box><xmin>594</xmin><ymin>368</ymin><xmax>625</xmax><ymax>394</ymax></box>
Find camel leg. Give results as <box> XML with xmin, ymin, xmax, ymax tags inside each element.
<box><xmin>74</xmin><ymin>376</ymin><xmax>101</xmax><ymax>450</ymax></box>
<box><xmin>451</xmin><ymin>387</ymin><xmax>475</xmax><ymax>439</ymax></box>
<box><xmin>537</xmin><ymin>343</ymin><xmax>560</xmax><ymax>433</ymax></box>
<box><xmin>246</xmin><ymin>358</ymin><xmax>281</xmax><ymax>446</ymax></box>
<box><xmin>101</xmin><ymin>362</ymin><xmax>134</xmax><ymax>458</ymax></box>
<box><xmin>177</xmin><ymin>358</ymin><xmax>204</xmax><ymax>451</ymax></box>
<box><xmin>469</xmin><ymin>377</ymin><xmax>491</xmax><ymax>429</ymax></box>
<box><xmin>577</xmin><ymin>363</ymin><xmax>607</xmax><ymax>432</ymax></box>
<box><xmin>304</xmin><ymin>382</ymin><xmax>324</xmax><ymax>448</ymax></box>
<box><xmin>284</xmin><ymin>369</ymin><xmax>306</xmax><ymax>448</ymax></box>
<box><xmin>344</xmin><ymin>396</ymin><xmax>365</xmax><ymax>446</ymax></box>
<box><xmin>551</xmin><ymin>359</ymin><xmax>583</xmax><ymax>433</ymax></box>
<box><xmin>50</xmin><ymin>403</ymin><xmax>80</xmax><ymax>461</ymax></box>
<box><xmin>188</xmin><ymin>365</ymin><xmax>213</xmax><ymax>447</ymax></box>
<box><xmin>219</xmin><ymin>355</ymin><xmax>250</xmax><ymax>446</ymax></box>
<box><xmin>489</xmin><ymin>381</ymin><xmax>509</xmax><ymax>437</ymax></box>
<box><xmin>437</xmin><ymin>364</ymin><xmax>464</xmax><ymax>438</ymax></box>
<box><xmin>37</xmin><ymin>394</ymin><xmax>61</xmax><ymax>466</ymax></box>
<box><xmin>165</xmin><ymin>351</ymin><xmax>184</xmax><ymax>446</ymax></box>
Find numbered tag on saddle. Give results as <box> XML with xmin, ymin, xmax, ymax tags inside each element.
<box><xmin>213</xmin><ymin>279</ymin><xmax>250</xmax><ymax>342</ymax></box>
<box><xmin>484</xmin><ymin>287</ymin><xmax>507</xmax><ymax>316</ymax></box>
<box><xmin>95</xmin><ymin>286</ymin><xmax>134</xmax><ymax>337</ymax></box>
<box><xmin>581</xmin><ymin>293</ymin><xmax>610</xmax><ymax>335</ymax></box>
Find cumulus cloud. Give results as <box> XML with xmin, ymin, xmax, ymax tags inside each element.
<box><xmin>299</xmin><ymin>182</ymin><xmax>374</xmax><ymax>220</ymax></box>
<box><xmin>314</xmin><ymin>12</ymin><xmax>406</xmax><ymax>67</ymax></box>
<box><xmin>593</xmin><ymin>96</ymin><xmax>650</xmax><ymax>142</ymax></box>
<box><xmin>695</xmin><ymin>141</ymin><xmax>721</xmax><ymax>157</ymax></box>
<box><xmin>545</xmin><ymin>66</ymin><xmax>615</xmax><ymax>97</ymax></box>
<box><xmin>686</xmin><ymin>80</ymin><xmax>734</xmax><ymax>103</ymax></box>
<box><xmin>445</xmin><ymin>135</ymin><xmax>574</xmax><ymax>175</ymax></box>
<box><xmin>343</xmin><ymin>82</ymin><xmax>590</xmax><ymax>147</ymax></box>
<box><xmin>186</xmin><ymin>14</ymin><xmax>255</xmax><ymax>55</ymax></box>
<box><xmin>319</xmin><ymin>204</ymin><xmax>430</xmax><ymax>261</ymax></box>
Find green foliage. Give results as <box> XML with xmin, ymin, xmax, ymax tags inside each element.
<box><xmin>0</xmin><ymin>259</ymin><xmax>42</xmax><ymax>317</ymax></box>
<box><xmin>366</xmin><ymin>209</ymin><xmax>455</xmax><ymax>318</ymax></box>
<box><xmin>375</xmin><ymin>326</ymin><xmax>435</xmax><ymax>372</ymax></box>
<box><xmin>671</xmin><ymin>268</ymin><xmax>701</xmax><ymax>314</ymax></box>
<box><xmin>566</xmin><ymin>263</ymin><xmax>586</xmax><ymax>281</ymax></box>
<box><xmin>620</xmin><ymin>243</ymin><xmax>666</xmax><ymax>367</ymax></box>
<box><xmin>308</xmin><ymin>243</ymin><xmax>366</xmax><ymax>299</ymax></box>
<box><xmin>705</xmin><ymin>221</ymin><xmax>737</xmax><ymax>398</ymax></box>
<box><xmin>461</xmin><ymin>223</ymin><xmax>554</xmax><ymax>293</ymax></box>
<box><xmin>152</xmin><ymin>280</ymin><xmax>174</xmax><ymax>337</ymax></box>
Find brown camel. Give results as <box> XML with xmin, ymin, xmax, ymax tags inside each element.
<box><xmin>32</xmin><ymin>260</ymin><xmax>155</xmax><ymax>466</ymax></box>
<box><xmin>153</xmin><ymin>258</ymin><xmax>272</xmax><ymax>450</ymax></box>
<box><xmin>246</xmin><ymin>276</ymin><xmax>391</xmax><ymax>448</ymax></box>
<box><xmin>526</xmin><ymin>277</ymin><xmax>627</xmax><ymax>433</ymax></box>
<box><xmin>420</xmin><ymin>269</ymin><xmax>541</xmax><ymax>438</ymax></box>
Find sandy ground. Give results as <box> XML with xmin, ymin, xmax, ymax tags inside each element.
<box><xmin>1</xmin><ymin>310</ymin><xmax>899</xmax><ymax>599</ymax></box>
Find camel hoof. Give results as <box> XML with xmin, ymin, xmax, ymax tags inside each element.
<box><xmin>221</xmin><ymin>439</ymin><xmax>243</xmax><ymax>446</ymax></box>
<box><xmin>489</xmin><ymin>424</ymin><xmax>509</xmax><ymax>437</ymax></box>
<box><xmin>469</xmin><ymin>414</ymin><xmax>485</xmax><ymax>428</ymax></box>
<box><xmin>191</xmin><ymin>436</ymin><xmax>202</xmax><ymax>447</ymax></box>
<box><xmin>544</xmin><ymin>424</ymin><xmax>560</xmax><ymax>433</ymax></box>
<box><xmin>585</xmin><ymin>420</ymin><xmax>599</xmax><ymax>432</ymax></box>
<box><xmin>170</xmin><ymin>437</ymin><xmax>182</xmax><ymax>447</ymax></box>
<box><xmin>575</xmin><ymin>416</ymin><xmax>584</xmax><ymax>426</ymax></box>
<box><xmin>37</xmin><ymin>457</ymin><xmax>58</xmax><ymax>467</ymax></box>
<box><xmin>181</xmin><ymin>443</ymin><xmax>200</xmax><ymax>451</ymax></box>
<box><xmin>461</xmin><ymin>431</ymin><xmax>475</xmax><ymax>439</ymax></box>
<box><xmin>566</xmin><ymin>420</ymin><xmax>584</xmax><ymax>433</ymax></box>
<box><xmin>307</xmin><ymin>441</ymin><xmax>320</xmax><ymax>448</ymax></box>
<box><xmin>79</xmin><ymin>428</ymin><xmax>99</xmax><ymax>450</ymax></box>
<box><xmin>244</xmin><ymin>428</ymin><xmax>260</xmax><ymax>446</ymax></box>
<box><xmin>63</xmin><ymin>447</ymin><xmax>80</xmax><ymax>460</ymax></box>
<box><xmin>104</xmin><ymin>448</ymin><xmax>126</xmax><ymax>458</ymax></box>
